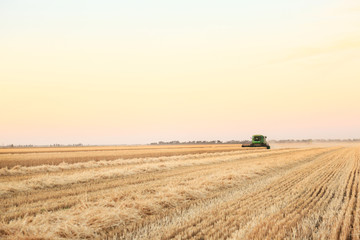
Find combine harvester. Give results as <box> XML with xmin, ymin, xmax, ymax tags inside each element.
<box><xmin>242</xmin><ymin>135</ymin><xmax>271</xmax><ymax>149</ymax></box>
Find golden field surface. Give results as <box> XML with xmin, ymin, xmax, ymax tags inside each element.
<box><xmin>1</xmin><ymin>144</ymin><xmax>360</xmax><ymax>239</ymax></box>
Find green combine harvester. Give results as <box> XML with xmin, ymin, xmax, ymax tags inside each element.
<box><xmin>242</xmin><ymin>135</ymin><xmax>270</xmax><ymax>149</ymax></box>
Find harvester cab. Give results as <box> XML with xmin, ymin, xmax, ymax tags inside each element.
<box><xmin>242</xmin><ymin>135</ymin><xmax>270</xmax><ymax>149</ymax></box>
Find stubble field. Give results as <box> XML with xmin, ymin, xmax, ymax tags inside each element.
<box><xmin>1</xmin><ymin>143</ymin><xmax>359</xmax><ymax>239</ymax></box>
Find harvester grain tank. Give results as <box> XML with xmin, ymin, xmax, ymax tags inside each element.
<box><xmin>242</xmin><ymin>135</ymin><xmax>270</xmax><ymax>149</ymax></box>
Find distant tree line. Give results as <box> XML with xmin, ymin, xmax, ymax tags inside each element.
<box><xmin>150</xmin><ymin>140</ymin><xmax>251</xmax><ymax>145</ymax></box>
<box><xmin>150</xmin><ymin>139</ymin><xmax>360</xmax><ymax>145</ymax></box>
<box><xmin>269</xmin><ymin>139</ymin><xmax>314</xmax><ymax>143</ymax></box>
<box><xmin>0</xmin><ymin>143</ymin><xmax>84</xmax><ymax>148</ymax></box>
<box><xmin>49</xmin><ymin>143</ymin><xmax>83</xmax><ymax>147</ymax></box>
<box><xmin>269</xmin><ymin>139</ymin><xmax>360</xmax><ymax>143</ymax></box>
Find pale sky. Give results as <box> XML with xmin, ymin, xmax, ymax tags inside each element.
<box><xmin>1</xmin><ymin>0</ymin><xmax>359</xmax><ymax>145</ymax></box>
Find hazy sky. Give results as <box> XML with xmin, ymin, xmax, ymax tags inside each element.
<box><xmin>1</xmin><ymin>0</ymin><xmax>360</xmax><ymax>145</ymax></box>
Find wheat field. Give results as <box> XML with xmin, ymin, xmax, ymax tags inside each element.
<box><xmin>1</xmin><ymin>144</ymin><xmax>359</xmax><ymax>239</ymax></box>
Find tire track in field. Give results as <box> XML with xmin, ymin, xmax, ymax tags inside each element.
<box><xmin>331</xmin><ymin>147</ymin><xmax>359</xmax><ymax>240</ymax></box>
<box><xmin>244</xmin><ymin>148</ymin><xmax>351</xmax><ymax>239</ymax></box>
<box><xmin>159</xmin><ymin>148</ymin><xmax>347</xmax><ymax>240</ymax></box>
<box><xmin>342</xmin><ymin>153</ymin><xmax>359</xmax><ymax>240</ymax></box>
<box><xmin>212</xmin><ymin>149</ymin><xmax>347</xmax><ymax>240</ymax></box>
<box><xmin>352</xmin><ymin>148</ymin><xmax>360</xmax><ymax>240</ymax></box>
<box><xmin>180</xmin><ymin>154</ymin><xmax>335</xmax><ymax>239</ymax></box>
